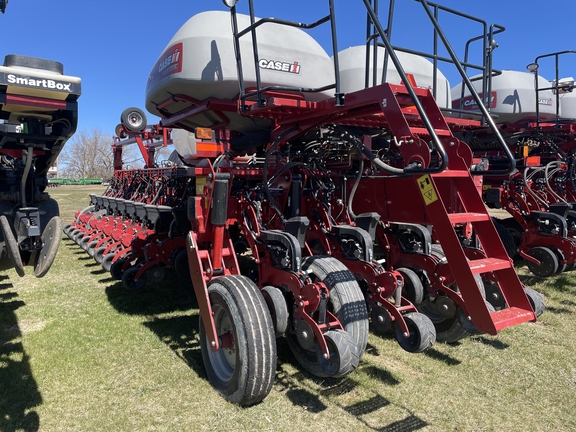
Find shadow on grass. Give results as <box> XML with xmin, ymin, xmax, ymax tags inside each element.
<box><xmin>470</xmin><ymin>336</ymin><xmax>509</xmax><ymax>350</ymax></box>
<box><xmin>360</xmin><ymin>365</ymin><xmax>401</xmax><ymax>386</ymax></box>
<box><xmin>423</xmin><ymin>347</ymin><xmax>462</xmax><ymax>365</ymax></box>
<box><xmin>519</xmin><ymin>273</ymin><xmax>573</xmax><ymax>293</ymax></box>
<box><xmin>143</xmin><ymin>314</ymin><xmax>206</xmax><ymax>380</ymax></box>
<box><xmin>545</xmin><ymin>306</ymin><xmax>572</xmax><ymax>315</ymax></box>
<box><xmin>105</xmin><ymin>273</ymin><xmax>195</xmax><ymax>317</ymax></box>
<box><xmin>0</xmin><ymin>278</ymin><xmax>42</xmax><ymax>432</ymax></box>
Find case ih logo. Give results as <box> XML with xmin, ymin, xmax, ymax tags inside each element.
<box><xmin>259</xmin><ymin>59</ymin><xmax>301</xmax><ymax>74</ymax></box>
<box><xmin>454</xmin><ymin>92</ymin><xmax>497</xmax><ymax>110</ymax></box>
<box><xmin>539</xmin><ymin>97</ymin><xmax>553</xmax><ymax>106</ymax></box>
<box><xmin>148</xmin><ymin>43</ymin><xmax>183</xmax><ymax>89</ymax></box>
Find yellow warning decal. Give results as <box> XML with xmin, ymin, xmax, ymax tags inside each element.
<box><xmin>417</xmin><ymin>174</ymin><xmax>438</xmax><ymax>205</ymax></box>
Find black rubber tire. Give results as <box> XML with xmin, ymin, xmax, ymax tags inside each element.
<box><xmin>550</xmin><ymin>247</ymin><xmax>567</xmax><ymax>274</ymax></box>
<box><xmin>80</xmin><ymin>235</ymin><xmax>92</xmax><ymax>251</ymax></box>
<box><xmin>87</xmin><ymin>240</ymin><xmax>99</xmax><ymax>257</ymax></box>
<box><xmin>492</xmin><ymin>218</ymin><xmax>517</xmax><ymax>259</ymax></box>
<box><xmin>110</xmin><ymin>259</ymin><xmax>126</xmax><ymax>281</ymax></box>
<box><xmin>397</xmin><ymin>267</ymin><xmax>424</xmax><ymax>305</ymax></box>
<box><xmin>0</xmin><ymin>215</ymin><xmax>24</xmax><ymax>277</ymax></box>
<box><xmin>174</xmin><ymin>249</ymin><xmax>191</xmax><ymax>280</ymax></box>
<box><xmin>424</xmin><ymin>245</ymin><xmax>485</xmax><ymax>343</ymax></box>
<box><xmin>526</xmin><ymin>246</ymin><xmax>559</xmax><ymax>278</ymax></box>
<box><xmin>121</xmin><ymin>107</ymin><xmax>147</xmax><ymax>132</ymax></box>
<box><xmin>524</xmin><ymin>287</ymin><xmax>546</xmax><ymax>317</ymax></box>
<box><xmin>199</xmin><ymin>275</ymin><xmax>276</xmax><ymax>406</ymax></box>
<box><xmin>484</xmin><ymin>281</ymin><xmax>506</xmax><ymax>310</ymax></box>
<box><xmin>33</xmin><ymin>216</ymin><xmax>63</xmax><ymax>278</ymax></box>
<box><xmin>122</xmin><ymin>266</ymin><xmax>147</xmax><ymax>291</ymax></box>
<box><xmin>458</xmin><ymin>300</ymin><xmax>495</xmax><ymax>334</ymax></box>
<box><xmin>101</xmin><ymin>253</ymin><xmax>116</xmax><ymax>273</ymax></box>
<box><xmin>94</xmin><ymin>246</ymin><xmax>107</xmax><ymax>264</ymax></box>
<box><xmin>500</xmin><ymin>218</ymin><xmax>524</xmax><ymax>259</ymax></box>
<box><xmin>261</xmin><ymin>286</ymin><xmax>289</xmax><ymax>338</ymax></box>
<box><xmin>286</xmin><ymin>256</ymin><xmax>369</xmax><ymax>378</ymax></box>
<box><xmin>315</xmin><ymin>329</ymin><xmax>359</xmax><ymax>377</ymax></box>
<box><xmin>115</xmin><ymin>123</ymin><xmax>128</xmax><ymax>139</ymax></box>
<box><xmin>148</xmin><ymin>266</ymin><xmax>165</xmax><ymax>283</ymax></box>
<box><xmin>394</xmin><ymin>312</ymin><xmax>436</xmax><ymax>353</ymax></box>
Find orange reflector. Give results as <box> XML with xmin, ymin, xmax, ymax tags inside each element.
<box><xmin>525</xmin><ymin>156</ymin><xmax>541</xmax><ymax>167</ymax></box>
<box><xmin>522</xmin><ymin>146</ymin><xmax>529</xmax><ymax>158</ymax></box>
<box><xmin>195</xmin><ymin>127</ymin><xmax>213</xmax><ymax>140</ymax></box>
<box><xmin>406</xmin><ymin>73</ymin><xmax>417</xmax><ymax>88</ymax></box>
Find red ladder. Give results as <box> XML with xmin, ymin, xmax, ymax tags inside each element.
<box><xmin>386</xmin><ymin>84</ymin><xmax>536</xmax><ymax>334</ymax></box>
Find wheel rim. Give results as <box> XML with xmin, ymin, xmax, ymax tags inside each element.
<box><xmin>206</xmin><ymin>303</ymin><xmax>236</xmax><ymax>383</ymax></box>
<box><xmin>526</xmin><ymin>246</ymin><xmax>558</xmax><ymax>278</ymax></box>
<box><xmin>34</xmin><ymin>216</ymin><xmax>62</xmax><ymax>278</ymax></box>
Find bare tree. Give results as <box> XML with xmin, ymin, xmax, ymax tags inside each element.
<box><xmin>59</xmin><ymin>128</ymin><xmax>141</xmax><ymax>178</ymax></box>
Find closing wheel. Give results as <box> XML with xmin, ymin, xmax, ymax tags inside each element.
<box><xmin>261</xmin><ymin>286</ymin><xmax>288</xmax><ymax>337</ymax></box>
<box><xmin>394</xmin><ymin>312</ymin><xmax>436</xmax><ymax>353</ymax></box>
<box><xmin>524</xmin><ymin>287</ymin><xmax>546</xmax><ymax>317</ymax></box>
<box><xmin>0</xmin><ymin>215</ymin><xmax>24</xmax><ymax>277</ymax></box>
<box><xmin>500</xmin><ymin>218</ymin><xmax>524</xmax><ymax>259</ymax></box>
<box><xmin>87</xmin><ymin>240</ymin><xmax>99</xmax><ymax>257</ymax></box>
<box><xmin>101</xmin><ymin>253</ymin><xmax>116</xmax><ymax>272</ymax></box>
<box><xmin>396</xmin><ymin>267</ymin><xmax>424</xmax><ymax>305</ymax></box>
<box><xmin>286</xmin><ymin>256</ymin><xmax>369</xmax><ymax>378</ymax></box>
<box><xmin>370</xmin><ymin>305</ymin><xmax>392</xmax><ymax>333</ymax></box>
<box><xmin>174</xmin><ymin>249</ymin><xmax>191</xmax><ymax>280</ymax></box>
<box><xmin>199</xmin><ymin>275</ymin><xmax>276</xmax><ymax>406</ymax></box>
<box><xmin>492</xmin><ymin>218</ymin><xmax>517</xmax><ymax>259</ymax></box>
<box><xmin>526</xmin><ymin>246</ymin><xmax>558</xmax><ymax>278</ymax></box>
<box><xmin>34</xmin><ymin>216</ymin><xmax>63</xmax><ymax>278</ymax></box>
<box><xmin>110</xmin><ymin>258</ymin><xmax>126</xmax><ymax>280</ymax></box>
<box><xmin>148</xmin><ymin>266</ymin><xmax>165</xmax><ymax>283</ymax></box>
<box><xmin>94</xmin><ymin>246</ymin><xmax>106</xmax><ymax>264</ymax></box>
<box><xmin>485</xmin><ymin>281</ymin><xmax>506</xmax><ymax>310</ymax></box>
<box><xmin>315</xmin><ymin>329</ymin><xmax>359</xmax><ymax>377</ymax></box>
<box><xmin>121</xmin><ymin>107</ymin><xmax>147</xmax><ymax>132</ymax></box>
<box><xmin>122</xmin><ymin>266</ymin><xmax>147</xmax><ymax>291</ymax></box>
<box><xmin>550</xmin><ymin>247</ymin><xmax>567</xmax><ymax>274</ymax></box>
<box><xmin>458</xmin><ymin>300</ymin><xmax>495</xmax><ymax>334</ymax></box>
<box><xmin>80</xmin><ymin>235</ymin><xmax>92</xmax><ymax>251</ymax></box>
<box><xmin>422</xmin><ymin>245</ymin><xmax>486</xmax><ymax>343</ymax></box>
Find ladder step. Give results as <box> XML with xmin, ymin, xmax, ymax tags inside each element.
<box><xmin>431</xmin><ymin>170</ymin><xmax>470</xmax><ymax>178</ymax></box>
<box><xmin>491</xmin><ymin>307</ymin><xmax>536</xmax><ymax>331</ymax></box>
<box><xmin>448</xmin><ymin>212</ymin><xmax>491</xmax><ymax>224</ymax></box>
<box><xmin>469</xmin><ymin>257</ymin><xmax>511</xmax><ymax>274</ymax></box>
<box><xmin>409</xmin><ymin>127</ymin><xmax>452</xmax><ymax>136</ymax></box>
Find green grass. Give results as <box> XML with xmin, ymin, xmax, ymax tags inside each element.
<box><xmin>2</xmin><ymin>185</ymin><xmax>576</xmax><ymax>431</ymax></box>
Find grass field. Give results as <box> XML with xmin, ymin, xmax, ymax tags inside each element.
<box><xmin>1</xmin><ymin>185</ymin><xmax>576</xmax><ymax>431</ymax></box>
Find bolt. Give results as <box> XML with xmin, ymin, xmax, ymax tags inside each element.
<box><xmin>211</xmin><ymin>341</ymin><xmax>216</xmax><ymax>347</ymax></box>
<box><xmin>299</xmin><ymin>302</ymin><xmax>304</xmax><ymax>307</ymax></box>
<box><xmin>323</xmin><ymin>353</ymin><xmax>329</xmax><ymax>359</ymax></box>
<box><xmin>301</xmin><ymin>330</ymin><xmax>308</xmax><ymax>339</ymax></box>
<box><xmin>403</xmin><ymin>332</ymin><xmax>409</xmax><ymax>337</ymax></box>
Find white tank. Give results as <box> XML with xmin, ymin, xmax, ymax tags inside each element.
<box><xmin>451</xmin><ymin>70</ymin><xmax>557</xmax><ymax>124</ymax></box>
<box><xmin>145</xmin><ymin>11</ymin><xmax>335</xmax><ymax>133</ymax></box>
<box><xmin>337</xmin><ymin>46</ymin><xmax>451</xmax><ymax>108</ymax></box>
<box><xmin>554</xmin><ymin>78</ymin><xmax>576</xmax><ymax>120</ymax></box>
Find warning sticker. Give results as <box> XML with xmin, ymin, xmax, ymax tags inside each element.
<box><xmin>417</xmin><ymin>174</ymin><xmax>438</xmax><ymax>205</ymax></box>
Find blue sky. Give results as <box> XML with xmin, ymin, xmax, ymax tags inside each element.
<box><xmin>2</xmin><ymin>0</ymin><xmax>576</xmax><ymax>136</ymax></box>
